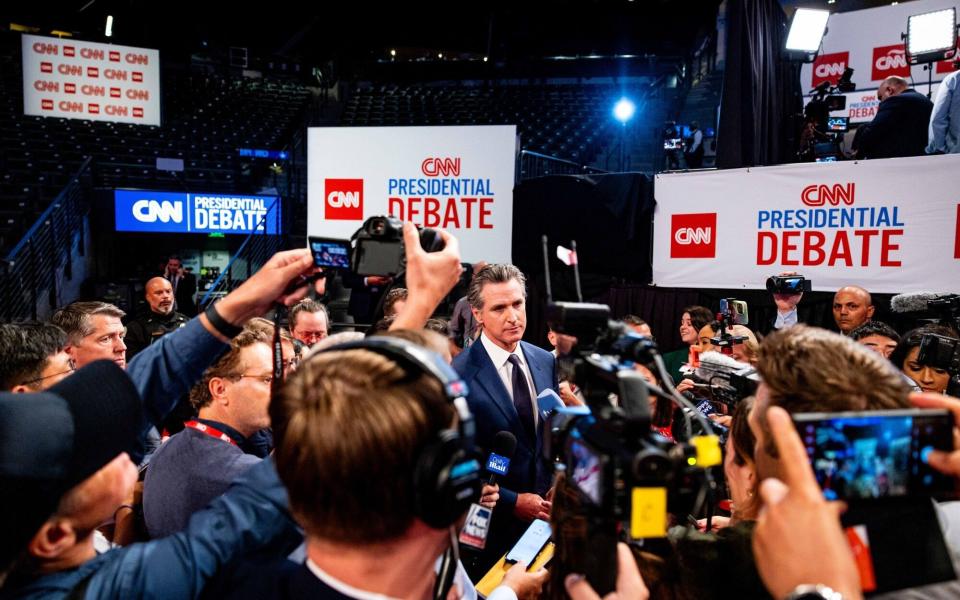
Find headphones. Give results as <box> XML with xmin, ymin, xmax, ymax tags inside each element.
<box><xmin>314</xmin><ymin>336</ymin><xmax>482</xmax><ymax>529</ymax></box>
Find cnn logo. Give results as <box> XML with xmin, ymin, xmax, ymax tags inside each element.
<box><xmin>324</xmin><ymin>179</ymin><xmax>363</xmax><ymax>220</ymax></box>
<box><xmin>132</xmin><ymin>199</ymin><xmax>183</xmax><ymax>223</ymax></box>
<box><xmin>670</xmin><ymin>213</ymin><xmax>717</xmax><ymax>259</ymax></box>
<box><xmin>812</xmin><ymin>51</ymin><xmax>849</xmax><ymax>87</ymax></box>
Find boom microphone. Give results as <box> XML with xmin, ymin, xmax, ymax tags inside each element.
<box><xmin>890</xmin><ymin>292</ymin><xmax>944</xmax><ymax>314</ymax></box>
<box><xmin>486</xmin><ymin>431</ymin><xmax>517</xmax><ymax>485</ymax></box>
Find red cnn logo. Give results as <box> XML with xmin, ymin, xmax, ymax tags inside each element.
<box><xmin>132</xmin><ymin>71</ymin><xmax>143</xmax><ymax>82</ymax></box>
<box><xmin>324</xmin><ymin>179</ymin><xmax>363</xmax><ymax>221</ymax></box>
<box><xmin>132</xmin><ymin>107</ymin><xmax>144</xmax><ymax>118</ymax></box>
<box><xmin>812</xmin><ymin>51</ymin><xmax>849</xmax><ymax>88</ymax></box>
<box><xmin>63</xmin><ymin>46</ymin><xmax>75</xmax><ymax>57</ymax></box>
<box><xmin>40</xmin><ymin>99</ymin><xmax>53</xmax><ymax>111</ymax></box>
<box><xmin>872</xmin><ymin>44</ymin><xmax>909</xmax><ymax>80</ymax></box>
<box><xmin>421</xmin><ymin>157</ymin><xmax>461</xmax><ymax>177</ymax></box>
<box><xmin>671</xmin><ymin>213</ymin><xmax>717</xmax><ymax>259</ymax></box>
<box><xmin>801</xmin><ymin>182</ymin><xmax>855</xmax><ymax>206</ymax></box>
<box><xmin>64</xmin><ymin>83</ymin><xmax>76</xmax><ymax>94</ymax></box>
<box><xmin>109</xmin><ymin>51</ymin><xmax>121</xmax><ymax>62</ymax></box>
<box><xmin>40</xmin><ymin>62</ymin><xmax>53</xmax><ymax>73</ymax></box>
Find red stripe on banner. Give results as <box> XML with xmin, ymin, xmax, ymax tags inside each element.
<box><xmin>63</xmin><ymin>46</ymin><xmax>75</xmax><ymax>57</ymax></box>
<box><xmin>87</xmin><ymin>66</ymin><xmax>99</xmax><ymax>78</ymax></box>
<box><xmin>40</xmin><ymin>62</ymin><xmax>52</xmax><ymax>73</ymax></box>
<box><xmin>64</xmin><ymin>83</ymin><xmax>76</xmax><ymax>94</ymax></box>
<box><xmin>88</xmin><ymin>103</ymin><xmax>99</xmax><ymax>114</ymax></box>
<box><xmin>955</xmin><ymin>205</ymin><xmax>960</xmax><ymax>260</ymax></box>
<box><xmin>40</xmin><ymin>99</ymin><xmax>53</xmax><ymax>110</ymax></box>
<box><xmin>131</xmin><ymin>71</ymin><xmax>143</xmax><ymax>82</ymax></box>
<box><xmin>110</xmin><ymin>87</ymin><xmax>121</xmax><ymax>97</ymax></box>
<box><xmin>132</xmin><ymin>107</ymin><xmax>144</xmax><ymax>118</ymax></box>
<box><xmin>109</xmin><ymin>51</ymin><xmax>121</xmax><ymax>62</ymax></box>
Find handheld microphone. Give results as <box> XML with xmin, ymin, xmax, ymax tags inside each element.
<box><xmin>486</xmin><ymin>431</ymin><xmax>517</xmax><ymax>485</ymax></box>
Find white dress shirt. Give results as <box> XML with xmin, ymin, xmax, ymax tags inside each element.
<box><xmin>480</xmin><ymin>332</ymin><xmax>539</xmax><ymax>425</ymax></box>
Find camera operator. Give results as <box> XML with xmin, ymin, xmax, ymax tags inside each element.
<box><xmin>856</xmin><ymin>76</ymin><xmax>933</xmax><ymax>160</ymax></box>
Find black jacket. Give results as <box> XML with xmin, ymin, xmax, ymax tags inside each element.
<box><xmin>857</xmin><ymin>89</ymin><xmax>933</xmax><ymax>159</ymax></box>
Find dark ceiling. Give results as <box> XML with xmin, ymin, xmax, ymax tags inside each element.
<box><xmin>6</xmin><ymin>1</ymin><xmax>725</xmax><ymax>66</ymax></box>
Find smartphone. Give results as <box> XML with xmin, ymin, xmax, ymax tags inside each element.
<box><xmin>308</xmin><ymin>237</ymin><xmax>352</xmax><ymax>269</ymax></box>
<box><xmin>793</xmin><ymin>409</ymin><xmax>955</xmax><ymax>501</ymax></box>
<box><xmin>505</xmin><ymin>519</ymin><xmax>552</xmax><ymax>564</ymax></box>
<box><xmin>719</xmin><ymin>298</ymin><xmax>749</xmax><ymax>325</ymax></box>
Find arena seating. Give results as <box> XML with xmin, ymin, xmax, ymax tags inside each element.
<box><xmin>0</xmin><ymin>32</ymin><xmax>311</xmax><ymax>253</ymax></box>
<box><xmin>340</xmin><ymin>82</ymin><xmax>662</xmax><ymax>166</ymax></box>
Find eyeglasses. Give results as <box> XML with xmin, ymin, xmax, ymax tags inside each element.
<box><xmin>232</xmin><ymin>374</ymin><xmax>274</xmax><ymax>385</ymax></box>
<box><xmin>21</xmin><ymin>359</ymin><xmax>77</xmax><ymax>385</ymax></box>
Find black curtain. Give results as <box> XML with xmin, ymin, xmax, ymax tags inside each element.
<box><xmin>716</xmin><ymin>0</ymin><xmax>803</xmax><ymax>168</ymax></box>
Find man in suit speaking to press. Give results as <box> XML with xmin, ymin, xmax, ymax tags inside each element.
<box><xmin>452</xmin><ymin>263</ymin><xmax>559</xmax><ymax>570</ymax></box>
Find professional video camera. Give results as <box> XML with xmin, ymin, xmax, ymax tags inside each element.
<box><xmin>918</xmin><ymin>333</ymin><xmax>960</xmax><ymax>375</ymax></box>
<box><xmin>539</xmin><ymin>237</ymin><xmax>722</xmax><ymax>595</ymax></box>
<box><xmin>690</xmin><ymin>351</ymin><xmax>759</xmax><ymax>409</ymax></box>
<box><xmin>800</xmin><ymin>67</ymin><xmax>856</xmax><ymax>161</ymax></box>
<box><xmin>308</xmin><ymin>215</ymin><xmax>444</xmax><ymax>276</ymax></box>
<box><xmin>890</xmin><ymin>292</ymin><xmax>960</xmax><ymax>333</ymax></box>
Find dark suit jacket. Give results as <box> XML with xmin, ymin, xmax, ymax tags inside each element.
<box><xmin>452</xmin><ymin>337</ymin><xmax>557</xmax><ymax>567</ymax></box>
<box><xmin>858</xmin><ymin>89</ymin><xmax>934</xmax><ymax>159</ymax></box>
<box><xmin>168</xmin><ymin>272</ymin><xmax>198</xmax><ymax>316</ymax></box>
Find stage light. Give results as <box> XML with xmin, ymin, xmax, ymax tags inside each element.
<box><xmin>905</xmin><ymin>8</ymin><xmax>957</xmax><ymax>64</ymax></box>
<box><xmin>104</xmin><ymin>15</ymin><xmax>113</xmax><ymax>37</ymax></box>
<box><xmin>613</xmin><ymin>98</ymin><xmax>636</xmax><ymax>124</ymax></box>
<box><xmin>390</xmin><ymin>49</ymin><xmax>396</xmax><ymax>57</ymax></box>
<box><xmin>785</xmin><ymin>8</ymin><xmax>829</xmax><ymax>52</ymax></box>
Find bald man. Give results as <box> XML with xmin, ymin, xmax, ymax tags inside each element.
<box><xmin>833</xmin><ymin>285</ymin><xmax>874</xmax><ymax>335</ymax></box>
<box><xmin>124</xmin><ymin>277</ymin><xmax>190</xmax><ymax>360</ymax></box>
<box><xmin>857</xmin><ymin>75</ymin><xmax>933</xmax><ymax>159</ymax></box>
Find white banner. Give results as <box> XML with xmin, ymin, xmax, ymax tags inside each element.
<box><xmin>652</xmin><ymin>155</ymin><xmax>960</xmax><ymax>294</ymax></box>
<box><xmin>307</xmin><ymin>126</ymin><xmax>516</xmax><ymax>263</ymax></box>
<box><xmin>799</xmin><ymin>0</ymin><xmax>959</xmax><ymax>123</ymax></box>
<box><xmin>22</xmin><ymin>34</ymin><xmax>161</xmax><ymax>126</ymax></box>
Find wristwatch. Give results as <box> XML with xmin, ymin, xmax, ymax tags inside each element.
<box><xmin>784</xmin><ymin>584</ymin><xmax>845</xmax><ymax>600</ymax></box>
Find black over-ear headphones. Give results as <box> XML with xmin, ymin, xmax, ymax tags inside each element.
<box><xmin>316</xmin><ymin>336</ymin><xmax>482</xmax><ymax>529</ymax></box>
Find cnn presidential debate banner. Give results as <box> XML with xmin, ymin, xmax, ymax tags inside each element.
<box><xmin>652</xmin><ymin>154</ymin><xmax>960</xmax><ymax>294</ymax></box>
<box><xmin>307</xmin><ymin>126</ymin><xmax>516</xmax><ymax>263</ymax></box>
<box><xmin>22</xmin><ymin>34</ymin><xmax>161</xmax><ymax>126</ymax></box>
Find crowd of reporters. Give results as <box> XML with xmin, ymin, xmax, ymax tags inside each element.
<box><xmin>1</xmin><ymin>223</ymin><xmax>959</xmax><ymax>600</ymax></box>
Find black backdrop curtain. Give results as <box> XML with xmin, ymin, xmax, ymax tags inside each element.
<box><xmin>716</xmin><ymin>0</ymin><xmax>803</xmax><ymax>168</ymax></box>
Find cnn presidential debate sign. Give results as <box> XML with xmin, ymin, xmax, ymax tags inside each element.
<box><xmin>114</xmin><ymin>190</ymin><xmax>280</xmax><ymax>234</ymax></box>
<box><xmin>307</xmin><ymin>126</ymin><xmax>516</xmax><ymax>263</ymax></box>
<box><xmin>653</xmin><ymin>155</ymin><xmax>960</xmax><ymax>294</ymax></box>
<box><xmin>800</xmin><ymin>0</ymin><xmax>960</xmax><ymax>123</ymax></box>
<box><xmin>22</xmin><ymin>34</ymin><xmax>161</xmax><ymax>126</ymax></box>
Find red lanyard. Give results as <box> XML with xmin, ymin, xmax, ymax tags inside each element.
<box><xmin>183</xmin><ymin>420</ymin><xmax>238</xmax><ymax>446</ymax></box>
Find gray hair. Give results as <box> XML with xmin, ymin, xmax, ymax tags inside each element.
<box><xmin>466</xmin><ymin>264</ymin><xmax>526</xmax><ymax>311</ymax></box>
<box><xmin>51</xmin><ymin>301</ymin><xmax>126</xmax><ymax>346</ymax></box>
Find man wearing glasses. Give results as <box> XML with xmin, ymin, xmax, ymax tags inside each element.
<box><xmin>142</xmin><ymin>326</ymin><xmax>275</xmax><ymax>538</ymax></box>
<box><xmin>0</xmin><ymin>322</ymin><xmax>75</xmax><ymax>392</ymax></box>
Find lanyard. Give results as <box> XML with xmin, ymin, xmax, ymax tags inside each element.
<box><xmin>183</xmin><ymin>420</ymin><xmax>238</xmax><ymax>446</ymax></box>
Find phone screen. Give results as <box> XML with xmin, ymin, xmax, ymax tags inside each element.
<box><xmin>795</xmin><ymin>410</ymin><xmax>954</xmax><ymax>500</ymax></box>
<box><xmin>505</xmin><ymin>519</ymin><xmax>551</xmax><ymax>564</ymax></box>
<box><xmin>308</xmin><ymin>237</ymin><xmax>351</xmax><ymax>269</ymax></box>
<box><xmin>570</xmin><ymin>440</ymin><xmax>603</xmax><ymax>505</ymax></box>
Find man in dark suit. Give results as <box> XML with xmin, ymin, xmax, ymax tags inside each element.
<box><xmin>451</xmin><ymin>263</ymin><xmax>558</xmax><ymax>571</ymax></box>
<box><xmin>857</xmin><ymin>76</ymin><xmax>934</xmax><ymax>159</ymax></box>
<box><xmin>164</xmin><ymin>255</ymin><xmax>198</xmax><ymax>316</ymax></box>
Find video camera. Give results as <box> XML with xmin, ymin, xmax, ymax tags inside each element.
<box><xmin>918</xmin><ymin>333</ymin><xmax>960</xmax><ymax>375</ymax></box>
<box><xmin>540</xmin><ymin>235</ymin><xmax>722</xmax><ymax>594</ymax></box>
<box><xmin>766</xmin><ymin>274</ymin><xmax>812</xmax><ymax>295</ymax></box>
<box><xmin>308</xmin><ymin>216</ymin><xmax>444</xmax><ymax>277</ymax></box>
<box><xmin>690</xmin><ymin>351</ymin><xmax>759</xmax><ymax>409</ymax></box>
